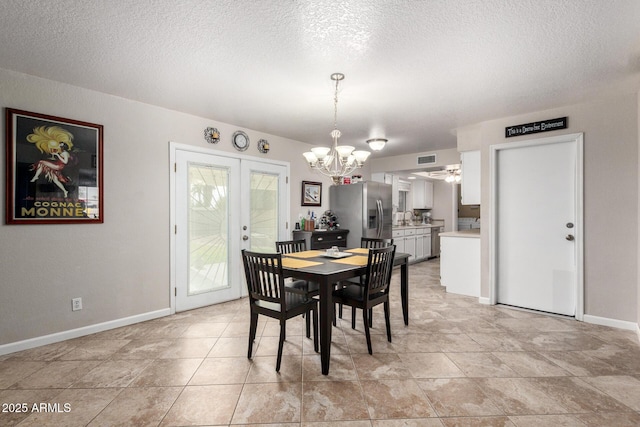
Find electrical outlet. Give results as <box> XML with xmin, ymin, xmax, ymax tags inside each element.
<box><xmin>72</xmin><ymin>297</ymin><xmax>82</xmax><ymax>311</ymax></box>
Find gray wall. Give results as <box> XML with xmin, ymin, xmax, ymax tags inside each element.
<box><xmin>0</xmin><ymin>68</ymin><xmax>334</xmax><ymax>347</ymax></box>
<box><xmin>459</xmin><ymin>93</ymin><xmax>639</xmax><ymax>322</ymax></box>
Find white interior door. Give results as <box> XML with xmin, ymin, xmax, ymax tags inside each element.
<box><xmin>493</xmin><ymin>134</ymin><xmax>583</xmax><ymax>316</ymax></box>
<box><xmin>173</xmin><ymin>147</ymin><xmax>289</xmax><ymax>312</ymax></box>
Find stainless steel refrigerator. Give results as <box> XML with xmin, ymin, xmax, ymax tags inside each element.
<box><xmin>329</xmin><ymin>181</ymin><xmax>393</xmax><ymax>247</ymax></box>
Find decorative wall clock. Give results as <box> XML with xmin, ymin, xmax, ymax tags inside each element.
<box><xmin>232</xmin><ymin>130</ymin><xmax>249</xmax><ymax>151</ymax></box>
<box><xmin>257</xmin><ymin>139</ymin><xmax>270</xmax><ymax>153</ymax></box>
<box><xmin>204</xmin><ymin>127</ymin><xmax>220</xmax><ymax>144</ymax></box>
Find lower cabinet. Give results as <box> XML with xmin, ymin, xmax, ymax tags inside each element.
<box><xmin>393</xmin><ymin>227</ymin><xmax>432</xmax><ymax>263</ymax></box>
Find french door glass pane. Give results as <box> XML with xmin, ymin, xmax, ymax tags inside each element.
<box><xmin>188</xmin><ymin>163</ymin><xmax>229</xmax><ymax>295</ymax></box>
<box><xmin>250</xmin><ymin>172</ymin><xmax>278</xmax><ymax>252</ymax></box>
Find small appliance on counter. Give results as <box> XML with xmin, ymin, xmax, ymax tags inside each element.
<box><xmin>422</xmin><ymin>212</ymin><xmax>432</xmax><ymax>224</ymax></box>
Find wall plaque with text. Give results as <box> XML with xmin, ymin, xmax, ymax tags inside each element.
<box><xmin>505</xmin><ymin>117</ymin><xmax>567</xmax><ymax>138</ymax></box>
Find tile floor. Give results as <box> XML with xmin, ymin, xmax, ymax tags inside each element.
<box><xmin>2</xmin><ymin>259</ymin><xmax>640</xmax><ymax>426</ymax></box>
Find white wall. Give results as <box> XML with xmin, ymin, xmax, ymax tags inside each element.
<box><xmin>459</xmin><ymin>93</ymin><xmax>639</xmax><ymax>322</ymax></box>
<box><xmin>0</xmin><ymin>68</ymin><xmax>334</xmax><ymax>348</ymax></box>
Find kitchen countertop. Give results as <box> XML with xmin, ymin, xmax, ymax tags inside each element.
<box><xmin>439</xmin><ymin>229</ymin><xmax>480</xmax><ymax>238</ymax></box>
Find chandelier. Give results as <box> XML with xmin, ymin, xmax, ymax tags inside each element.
<box><xmin>302</xmin><ymin>73</ymin><xmax>371</xmax><ymax>185</ymax></box>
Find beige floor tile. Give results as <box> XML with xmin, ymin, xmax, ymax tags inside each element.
<box><xmin>0</xmin><ymin>388</ymin><xmax>64</xmax><ymax>425</ymax></box>
<box><xmin>131</xmin><ymin>358</ymin><xmax>203</xmax><ymax>386</ymax></box>
<box><xmin>231</xmin><ymin>382</ymin><xmax>302</xmax><ymax>424</ymax></box>
<box><xmin>446</xmin><ymin>352</ymin><xmax>518</xmax><ymax>378</ymax></box>
<box><xmin>87</xmin><ymin>386</ymin><xmax>181</xmax><ymax>426</ymax></box>
<box><xmin>304</xmin><ymin>421</ymin><xmax>373</xmax><ymax>427</ymax></box>
<box><xmin>158</xmin><ymin>337</ymin><xmax>217</xmax><ymax>358</ymax></box>
<box><xmin>581</xmin><ymin>375</ymin><xmax>640</xmax><ymax>411</ymax></box>
<box><xmin>539</xmin><ymin>350</ymin><xmax>623</xmax><ymax>376</ymax></box>
<box><xmin>246</xmin><ymin>355</ymin><xmax>303</xmax><ymax>383</ymax></box>
<box><xmin>302</xmin><ymin>380</ymin><xmax>369</xmax><ymax>422</ymax></box>
<box><xmin>509</xmin><ymin>414</ymin><xmax>594</xmax><ymax>426</ymax></box>
<box><xmin>189</xmin><ymin>356</ymin><xmax>251</xmax><ymax>384</ymax></box>
<box><xmin>58</xmin><ymin>339</ymin><xmax>131</xmax><ymax>361</ymax></box>
<box><xmin>160</xmin><ymin>384</ymin><xmax>242</xmax><ymax>426</ymax></box>
<box><xmin>397</xmin><ymin>353</ymin><xmax>465</xmax><ymax>379</ymax></box>
<box><xmin>475</xmin><ymin>378</ymin><xmax>569</xmax><ymax>415</ymax></box>
<box><xmin>492</xmin><ymin>351</ymin><xmax>571</xmax><ymax>377</ymax></box>
<box><xmin>372</xmin><ymin>420</ymin><xmax>444</xmax><ymax>426</ymax></box>
<box><xmin>528</xmin><ymin>376</ymin><xmax>633</xmax><ymax>413</ymax></box>
<box><xmin>576</xmin><ymin>411</ymin><xmax>640</xmax><ymax>426</ymax></box>
<box><xmin>255</xmin><ymin>334</ymin><xmax>304</xmax><ymax>357</ymax></box>
<box><xmin>111</xmin><ymin>339</ymin><xmax>176</xmax><ymax>360</ymax></box>
<box><xmin>360</xmin><ymin>379</ymin><xmax>436</xmax><ymax>419</ymax></box>
<box><xmin>303</xmin><ymin>354</ymin><xmax>357</xmax><ymax>382</ymax></box>
<box><xmin>440</xmin><ymin>416</ymin><xmax>515</xmax><ymax>427</ymax></box>
<box><xmin>16</xmin><ymin>388</ymin><xmax>122</xmax><ymax>427</ymax></box>
<box><xmin>417</xmin><ymin>378</ymin><xmax>504</xmax><ymax>417</ymax></box>
<box><xmin>72</xmin><ymin>359</ymin><xmax>152</xmax><ymax>388</ymax></box>
<box><xmin>0</xmin><ymin>360</ymin><xmax>47</xmax><ymax>388</ymax></box>
<box><xmin>180</xmin><ymin>321</ymin><xmax>228</xmax><ymax>337</ymax></box>
<box><xmin>351</xmin><ymin>353</ymin><xmax>412</xmax><ymax>380</ymax></box>
<box><xmin>12</xmin><ymin>361</ymin><xmax>101</xmax><ymax>389</ymax></box>
<box><xmin>209</xmin><ymin>336</ymin><xmax>256</xmax><ymax>358</ymax></box>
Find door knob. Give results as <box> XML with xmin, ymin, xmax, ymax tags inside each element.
<box><xmin>242</xmin><ymin>235</ymin><xmax>249</xmax><ymax>241</ymax></box>
<box><xmin>566</xmin><ymin>234</ymin><xmax>574</xmax><ymax>241</ymax></box>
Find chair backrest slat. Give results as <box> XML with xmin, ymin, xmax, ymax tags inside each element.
<box><xmin>361</xmin><ymin>237</ymin><xmax>394</xmax><ymax>249</ymax></box>
<box><xmin>275</xmin><ymin>239</ymin><xmax>307</xmax><ymax>254</ymax></box>
<box><xmin>242</xmin><ymin>250</ymin><xmax>285</xmax><ymax>304</ymax></box>
<box><xmin>363</xmin><ymin>245</ymin><xmax>396</xmax><ymax>296</ymax></box>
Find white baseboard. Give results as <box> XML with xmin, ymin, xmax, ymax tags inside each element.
<box><xmin>583</xmin><ymin>314</ymin><xmax>638</xmax><ymax>331</ymax></box>
<box><xmin>478</xmin><ymin>297</ymin><xmax>491</xmax><ymax>305</ymax></box>
<box><xmin>0</xmin><ymin>308</ymin><xmax>171</xmax><ymax>356</ymax></box>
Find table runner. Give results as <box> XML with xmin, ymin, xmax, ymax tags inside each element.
<box><xmin>282</xmin><ymin>250</ymin><xmax>325</xmax><ymax>259</ymax></box>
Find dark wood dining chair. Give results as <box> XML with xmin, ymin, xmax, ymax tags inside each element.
<box><xmin>275</xmin><ymin>239</ymin><xmax>320</xmax><ymax>337</ymax></box>
<box><xmin>242</xmin><ymin>249</ymin><xmax>318</xmax><ymax>372</ymax></box>
<box><xmin>338</xmin><ymin>237</ymin><xmax>394</xmax><ymax>323</ymax></box>
<box><xmin>332</xmin><ymin>245</ymin><xmax>396</xmax><ymax>354</ymax></box>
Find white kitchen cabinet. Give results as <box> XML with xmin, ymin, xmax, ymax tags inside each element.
<box><xmin>415</xmin><ymin>232</ymin><xmax>424</xmax><ymax>259</ymax></box>
<box><xmin>405</xmin><ymin>235</ymin><xmax>416</xmax><ymax>262</ymax></box>
<box><xmin>423</xmin><ymin>229</ymin><xmax>432</xmax><ymax>258</ymax></box>
<box><xmin>392</xmin><ymin>229</ymin><xmax>405</xmax><ymax>253</ymax></box>
<box><xmin>410</xmin><ymin>180</ymin><xmax>434</xmax><ymax>209</ymax></box>
<box><xmin>461</xmin><ymin>150</ymin><xmax>481</xmax><ymax>205</ymax></box>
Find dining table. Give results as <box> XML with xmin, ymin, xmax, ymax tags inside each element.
<box><xmin>280</xmin><ymin>247</ymin><xmax>410</xmax><ymax>375</ymax></box>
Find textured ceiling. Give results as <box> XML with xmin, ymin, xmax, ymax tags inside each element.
<box><xmin>1</xmin><ymin>0</ymin><xmax>639</xmax><ymax>158</ymax></box>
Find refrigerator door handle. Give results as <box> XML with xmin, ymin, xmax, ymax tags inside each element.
<box><xmin>376</xmin><ymin>199</ymin><xmax>383</xmax><ymax>238</ymax></box>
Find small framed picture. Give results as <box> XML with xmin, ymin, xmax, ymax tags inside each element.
<box><xmin>301</xmin><ymin>181</ymin><xmax>322</xmax><ymax>206</ymax></box>
<box><xmin>5</xmin><ymin>108</ymin><xmax>104</xmax><ymax>224</ymax></box>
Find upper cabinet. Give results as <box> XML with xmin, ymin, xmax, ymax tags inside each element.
<box><xmin>461</xmin><ymin>150</ymin><xmax>480</xmax><ymax>205</ymax></box>
<box><xmin>411</xmin><ymin>180</ymin><xmax>434</xmax><ymax>209</ymax></box>
<box><xmin>372</xmin><ymin>172</ymin><xmax>399</xmax><ymax>207</ymax></box>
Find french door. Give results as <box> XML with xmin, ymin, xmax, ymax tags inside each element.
<box><xmin>172</xmin><ymin>146</ymin><xmax>288</xmax><ymax>312</ymax></box>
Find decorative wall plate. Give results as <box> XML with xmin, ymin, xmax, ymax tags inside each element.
<box><xmin>257</xmin><ymin>139</ymin><xmax>270</xmax><ymax>153</ymax></box>
<box><xmin>204</xmin><ymin>127</ymin><xmax>220</xmax><ymax>144</ymax></box>
<box><xmin>232</xmin><ymin>130</ymin><xmax>249</xmax><ymax>151</ymax></box>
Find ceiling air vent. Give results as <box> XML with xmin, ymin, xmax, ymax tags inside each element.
<box><xmin>417</xmin><ymin>154</ymin><xmax>437</xmax><ymax>165</ymax></box>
